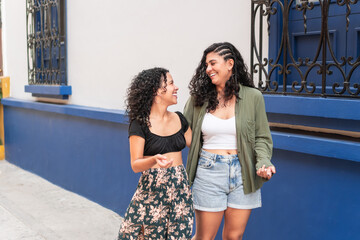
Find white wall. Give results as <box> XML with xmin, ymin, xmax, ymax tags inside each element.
<box><xmin>2</xmin><ymin>0</ymin><xmax>29</xmax><ymax>101</ymax></box>
<box><xmin>3</xmin><ymin>0</ymin><xmax>254</xmax><ymax>111</ymax></box>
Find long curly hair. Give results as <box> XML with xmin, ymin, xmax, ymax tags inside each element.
<box><xmin>126</xmin><ymin>67</ymin><xmax>169</xmax><ymax>126</ymax></box>
<box><xmin>189</xmin><ymin>42</ymin><xmax>254</xmax><ymax>111</ymax></box>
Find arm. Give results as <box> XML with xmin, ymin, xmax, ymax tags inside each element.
<box><xmin>254</xmin><ymin>94</ymin><xmax>276</xmax><ymax>179</ymax></box>
<box><xmin>129</xmin><ymin>135</ymin><xmax>173</xmax><ymax>173</ymax></box>
<box><xmin>184</xmin><ymin>127</ymin><xmax>192</xmax><ymax>148</ymax></box>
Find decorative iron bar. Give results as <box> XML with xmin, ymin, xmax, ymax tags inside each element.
<box><xmin>26</xmin><ymin>0</ymin><xmax>66</xmax><ymax>85</ymax></box>
<box><xmin>251</xmin><ymin>0</ymin><xmax>360</xmax><ymax>98</ymax></box>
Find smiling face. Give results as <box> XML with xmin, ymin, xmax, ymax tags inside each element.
<box><xmin>205</xmin><ymin>51</ymin><xmax>234</xmax><ymax>88</ymax></box>
<box><xmin>157</xmin><ymin>72</ymin><xmax>179</xmax><ymax>106</ymax></box>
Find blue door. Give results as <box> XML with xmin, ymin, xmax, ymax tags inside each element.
<box><xmin>268</xmin><ymin>0</ymin><xmax>360</xmax><ymax>96</ymax></box>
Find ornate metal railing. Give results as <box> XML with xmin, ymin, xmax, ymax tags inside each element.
<box><xmin>251</xmin><ymin>0</ymin><xmax>360</xmax><ymax>98</ymax></box>
<box><xmin>26</xmin><ymin>0</ymin><xmax>66</xmax><ymax>85</ymax></box>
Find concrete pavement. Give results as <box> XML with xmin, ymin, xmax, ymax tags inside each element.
<box><xmin>0</xmin><ymin>160</ymin><xmax>122</xmax><ymax>240</ymax></box>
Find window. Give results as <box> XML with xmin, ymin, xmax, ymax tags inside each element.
<box><xmin>251</xmin><ymin>0</ymin><xmax>360</xmax><ymax>98</ymax></box>
<box><xmin>26</xmin><ymin>0</ymin><xmax>71</xmax><ymax>99</ymax></box>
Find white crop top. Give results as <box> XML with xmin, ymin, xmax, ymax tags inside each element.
<box><xmin>201</xmin><ymin>112</ymin><xmax>237</xmax><ymax>149</ymax></box>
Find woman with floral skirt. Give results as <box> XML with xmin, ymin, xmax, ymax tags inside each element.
<box><xmin>118</xmin><ymin>67</ymin><xmax>193</xmax><ymax>240</ymax></box>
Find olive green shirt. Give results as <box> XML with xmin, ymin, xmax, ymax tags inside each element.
<box><xmin>183</xmin><ymin>85</ymin><xmax>273</xmax><ymax>194</ymax></box>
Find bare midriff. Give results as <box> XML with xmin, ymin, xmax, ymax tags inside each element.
<box><xmin>145</xmin><ymin>151</ymin><xmax>184</xmax><ymax>169</ymax></box>
<box><xmin>203</xmin><ymin>149</ymin><xmax>237</xmax><ymax>155</ymax></box>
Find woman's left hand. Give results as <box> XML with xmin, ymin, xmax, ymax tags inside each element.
<box><xmin>257</xmin><ymin>165</ymin><xmax>276</xmax><ymax>180</ymax></box>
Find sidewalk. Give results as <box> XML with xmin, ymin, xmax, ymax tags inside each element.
<box><xmin>0</xmin><ymin>160</ymin><xmax>122</xmax><ymax>240</ymax></box>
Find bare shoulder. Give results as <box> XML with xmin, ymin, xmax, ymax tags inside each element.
<box><xmin>169</xmin><ymin>111</ymin><xmax>181</xmax><ymax>119</ymax></box>
<box><xmin>168</xmin><ymin>111</ymin><xmax>183</xmax><ymax>126</ymax></box>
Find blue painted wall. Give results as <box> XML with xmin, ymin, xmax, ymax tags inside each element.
<box><xmin>2</xmin><ymin>97</ymin><xmax>360</xmax><ymax>240</ymax></box>
<box><xmin>246</xmin><ymin>149</ymin><xmax>360</xmax><ymax>240</ymax></box>
<box><xmin>3</xmin><ymin>100</ymin><xmax>140</xmax><ymax>215</ymax></box>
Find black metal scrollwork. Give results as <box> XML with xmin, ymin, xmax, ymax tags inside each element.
<box><xmin>26</xmin><ymin>0</ymin><xmax>66</xmax><ymax>85</ymax></box>
<box><xmin>295</xmin><ymin>0</ymin><xmax>314</xmax><ymax>34</ymax></box>
<box><xmin>251</xmin><ymin>0</ymin><xmax>360</xmax><ymax>98</ymax></box>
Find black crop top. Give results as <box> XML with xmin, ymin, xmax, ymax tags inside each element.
<box><xmin>128</xmin><ymin>111</ymin><xmax>189</xmax><ymax>156</ymax></box>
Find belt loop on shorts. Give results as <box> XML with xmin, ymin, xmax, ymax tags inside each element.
<box><xmin>200</xmin><ymin>149</ymin><xmax>216</xmax><ymax>162</ymax></box>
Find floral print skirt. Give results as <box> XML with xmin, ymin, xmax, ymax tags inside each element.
<box><xmin>118</xmin><ymin>165</ymin><xmax>193</xmax><ymax>240</ymax></box>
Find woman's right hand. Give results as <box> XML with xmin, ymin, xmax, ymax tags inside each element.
<box><xmin>256</xmin><ymin>165</ymin><xmax>276</xmax><ymax>180</ymax></box>
<box><xmin>154</xmin><ymin>154</ymin><xmax>174</xmax><ymax>168</ymax></box>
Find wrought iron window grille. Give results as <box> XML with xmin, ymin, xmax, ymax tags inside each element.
<box><xmin>251</xmin><ymin>0</ymin><xmax>360</xmax><ymax>98</ymax></box>
<box><xmin>26</xmin><ymin>0</ymin><xmax>66</xmax><ymax>86</ymax></box>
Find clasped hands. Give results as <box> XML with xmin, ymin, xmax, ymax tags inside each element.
<box><xmin>154</xmin><ymin>154</ymin><xmax>174</xmax><ymax>168</ymax></box>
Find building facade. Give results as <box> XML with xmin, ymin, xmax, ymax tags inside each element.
<box><xmin>1</xmin><ymin>1</ymin><xmax>359</xmax><ymax>239</ymax></box>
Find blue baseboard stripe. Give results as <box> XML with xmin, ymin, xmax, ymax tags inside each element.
<box><xmin>264</xmin><ymin>95</ymin><xmax>360</xmax><ymax>120</ymax></box>
<box><xmin>1</xmin><ymin>98</ymin><xmax>128</xmax><ymax>124</ymax></box>
<box><xmin>272</xmin><ymin>131</ymin><xmax>360</xmax><ymax>163</ymax></box>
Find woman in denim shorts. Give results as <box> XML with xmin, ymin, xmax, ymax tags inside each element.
<box><xmin>118</xmin><ymin>68</ymin><xmax>193</xmax><ymax>239</ymax></box>
<box><xmin>184</xmin><ymin>42</ymin><xmax>276</xmax><ymax>240</ymax></box>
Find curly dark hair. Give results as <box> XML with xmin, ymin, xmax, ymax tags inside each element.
<box><xmin>189</xmin><ymin>42</ymin><xmax>255</xmax><ymax>111</ymax></box>
<box><xmin>126</xmin><ymin>67</ymin><xmax>169</xmax><ymax>126</ymax></box>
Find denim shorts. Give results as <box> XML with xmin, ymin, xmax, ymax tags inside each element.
<box><xmin>192</xmin><ymin>150</ymin><xmax>261</xmax><ymax>212</ymax></box>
